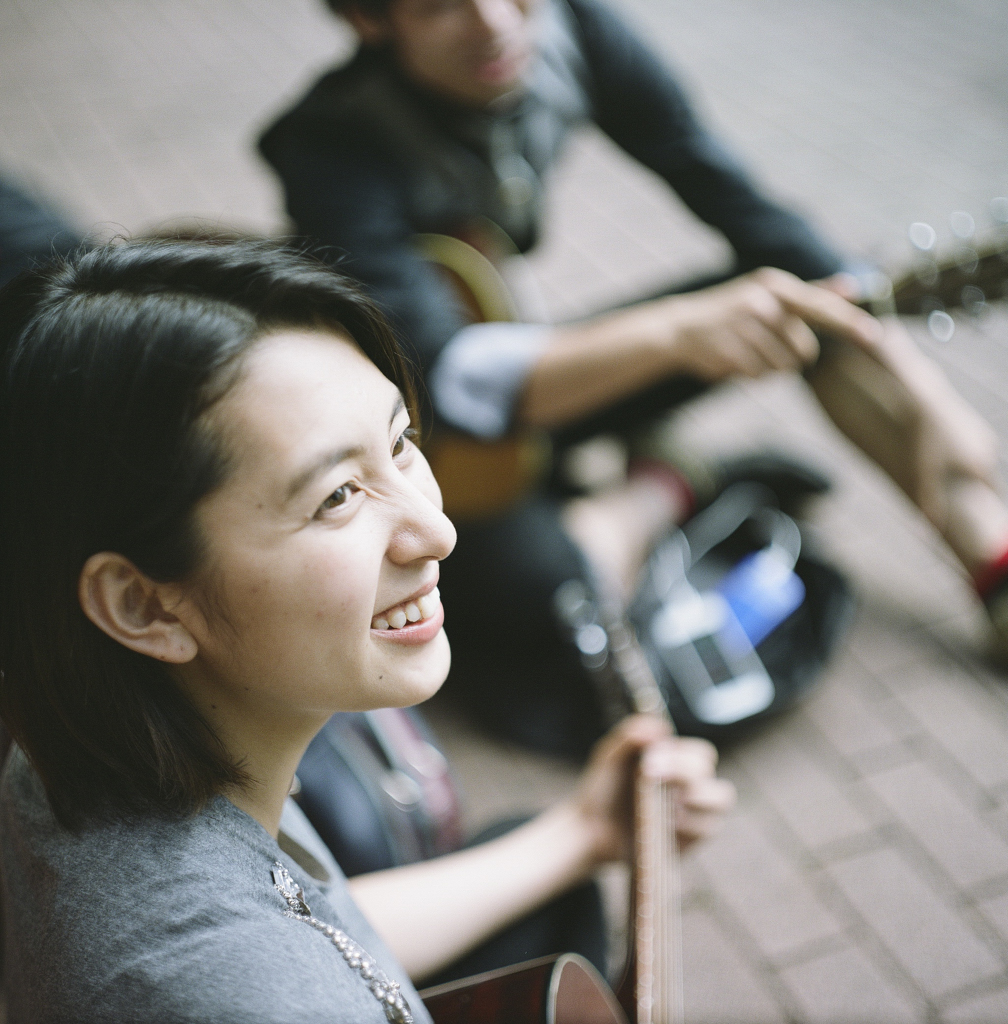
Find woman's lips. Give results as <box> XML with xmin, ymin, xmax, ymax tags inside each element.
<box><xmin>371</xmin><ymin>584</ymin><xmax>443</xmax><ymax>644</ymax></box>
<box><xmin>372</xmin><ymin>583</ymin><xmax>439</xmax><ymax>627</ymax></box>
<box><xmin>370</xmin><ymin>601</ymin><xmax>444</xmax><ymax>646</ymax></box>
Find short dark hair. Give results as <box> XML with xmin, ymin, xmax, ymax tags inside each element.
<box><xmin>0</xmin><ymin>237</ymin><xmax>414</xmax><ymax>828</ymax></box>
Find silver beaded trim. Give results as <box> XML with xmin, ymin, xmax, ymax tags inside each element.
<box><xmin>272</xmin><ymin>862</ymin><xmax>414</xmax><ymax>1024</ymax></box>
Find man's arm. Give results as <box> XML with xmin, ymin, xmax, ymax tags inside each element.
<box><xmin>562</xmin><ymin>0</ymin><xmax>848</xmax><ymax>281</ymax></box>
<box><xmin>518</xmin><ymin>268</ymin><xmax>883</xmax><ymax>428</ymax></box>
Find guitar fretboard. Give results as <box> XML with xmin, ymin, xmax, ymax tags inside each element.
<box><xmin>635</xmin><ymin>771</ymin><xmax>684</xmax><ymax>1024</ymax></box>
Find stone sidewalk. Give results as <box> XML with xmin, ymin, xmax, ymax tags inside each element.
<box><xmin>3</xmin><ymin>1</ymin><xmax>1008</xmax><ymax>1020</ymax></box>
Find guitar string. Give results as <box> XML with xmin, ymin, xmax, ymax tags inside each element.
<box><xmin>655</xmin><ymin>774</ymin><xmax>659</xmax><ymax>1024</ymax></box>
<box><xmin>673</xmin><ymin>779</ymin><xmax>685</xmax><ymax>1024</ymax></box>
<box><xmin>660</xmin><ymin>781</ymin><xmax>669</xmax><ymax>1024</ymax></box>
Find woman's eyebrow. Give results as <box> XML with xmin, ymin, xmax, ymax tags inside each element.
<box><xmin>286</xmin><ymin>394</ymin><xmax>407</xmax><ymax>504</ymax></box>
<box><xmin>285</xmin><ymin>444</ymin><xmax>365</xmax><ymax>503</ymax></box>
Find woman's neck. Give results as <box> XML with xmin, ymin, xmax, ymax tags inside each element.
<box><xmin>226</xmin><ymin>745</ymin><xmax>307</xmax><ymax>839</ymax></box>
<box><xmin>178</xmin><ymin>666</ymin><xmax>322</xmax><ymax>838</ymax></box>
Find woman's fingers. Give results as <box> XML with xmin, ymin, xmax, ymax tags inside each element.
<box><xmin>600</xmin><ymin>713</ymin><xmax>673</xmax><ymax>760</ymax></box>
<box><xmin>641</xmin><ymin>735</ymin><xmax>718</xmax><ymax>781</ymax></box>
<box><xmin>675</xmin><ymin>793</ymin><xmax>736</xmax><ymax>849</ymax></box>
<box><xmin>641</xmin><ymin>737</ymin><xmax>736</xmax><ymax>849</ymax></box>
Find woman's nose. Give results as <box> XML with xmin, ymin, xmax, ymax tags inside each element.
<box><xmin>387</xmin><ymin>476</ymin><xmax>457</xmax><ymax>566</ymax></box>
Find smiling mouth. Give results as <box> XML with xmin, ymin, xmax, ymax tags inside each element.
<box><xmin>371</xmin><ymin>587</ymin><xmax>441</xmax><ymax>631</ymax></box>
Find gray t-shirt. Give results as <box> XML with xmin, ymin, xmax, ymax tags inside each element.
<box><xmin>0</xmin><ymin>747</ymin><xmax>434</xmax><ymax>1024</ymax></box>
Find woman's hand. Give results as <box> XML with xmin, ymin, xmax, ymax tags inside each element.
<box><xmin>569</xmin><ymin>714</ymin><xmax>736</xmax><ymax>866</ymax></box>
<box><xmin>351</xmin><ymin>714</ymin><xmax>734</xmax><ymax>979</ymax></box>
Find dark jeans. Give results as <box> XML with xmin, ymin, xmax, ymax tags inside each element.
<box><xmin>422</xmin><ymin>817</ymin><xmax>609</xmax><ymax>988</ymax></box>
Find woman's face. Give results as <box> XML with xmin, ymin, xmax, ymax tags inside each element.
<box><xmin>178</xmin><ymin>328</ymin><xmax>456</xmax><ymax>725</ymax></box>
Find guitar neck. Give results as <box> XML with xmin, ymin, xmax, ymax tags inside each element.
<box><xmin>860</xmin><ymin>237</ymin><xmax>1008</xmax><ymax>317</ymax></box>
<box><xmin>634</xmin><ymin>771</ymin><xmax>684</xmax><ymax>1024</ymax></box>
<box><xmin>594</xmin><ymin>598</ymin><xmax>670</xmax><ymax>723</ymax></box>
<box><xmin>588</xmin><ymin>597</ymin><xmax>684</xmax><ymax>1024</ymax></box>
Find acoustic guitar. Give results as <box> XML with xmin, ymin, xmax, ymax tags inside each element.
<box><xmin>419</xmin><ymin>594</ymin><xmax>683</xmax><ymax>1024</ymax></box>
<box><xmin>418</xmin><ymin>228</ymin><xmax>1008</xmax><ymax>523</ymax></box>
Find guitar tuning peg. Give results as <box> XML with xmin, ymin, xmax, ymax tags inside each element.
<box><xmin>949</xmin><ymin>211</ymin><xmax>976</xmax><ymax>240</ymax></box>
<box><xmin>909</xmin><ymin>222</ymin><xmax>937</xmax><ymax>251</ymax></box>
<box><xmin>927</xmin><ymin>309</ymin><xmax>955</xmax><ymax>342</ymax></box>
<box><xmin>961</xmin><ymin>285</ymin><xmax>986</xmax><ymax>316</ymax></box>
<box><xmin>992</xmin><ymin>197</ymin><xmax>1008</xmax><ymax>225</ymax></box>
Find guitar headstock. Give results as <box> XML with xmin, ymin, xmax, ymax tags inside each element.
<box><xmin>862</xmin><ymin>199</ymin><xmax>1008</xmax><ymax>339</ymax></box>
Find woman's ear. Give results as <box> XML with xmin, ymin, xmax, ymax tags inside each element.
<box><xmin>342</xmin><ymin>4</ymin><xmax>392</xmax><ymax>45</ymax></box>
<box><xmin>78</xmin><ymin>553</ymin><xmax>198</xmax><ymax>664</ymax></box>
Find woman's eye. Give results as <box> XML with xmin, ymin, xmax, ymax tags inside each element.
<box><xmin>392</xmin><ymin>427</ymin><xmax>418</xmax><ymax>459</ymax></box>
<box><xmin>318</xmin><ymin>483</ymin><xmax>359</xmax><ymax>513</ymax></box>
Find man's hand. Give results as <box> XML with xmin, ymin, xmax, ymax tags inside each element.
<box><xmin>521</xmin><ymin>267</ymin><xmax>883</xmax><ymax>429</ymax></box>
<box><xmin>570</xmin><ymin>714</ymin><xmax>736</xmax><ymax>865</ymax></box>
<box><xmin>657</xmin><ymin>267</ymin><xmax>884</xmax><ymax>382</ymax></box>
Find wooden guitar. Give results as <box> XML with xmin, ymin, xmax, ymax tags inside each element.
<box><xmin>419</xmin><ymin>595</ymin><xmax>683</xmax><ymax>1024</ymax></box>
<box><xmin>419</xmin><ymin>231</ymin><xmax>1008</xmax><ymax>523</ymax></box>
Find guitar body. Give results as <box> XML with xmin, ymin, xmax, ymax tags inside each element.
<box><xmin>420</xmin><ymin>953</ymin><xmax>629</xmax><ymax>1024</ymax></box>
<box><xmin>414</xmin><ymin>230</ymin><xmax>552</xmax><ymax>523</ymax></box>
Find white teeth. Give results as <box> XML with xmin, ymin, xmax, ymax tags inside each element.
<box><xmin>374</xmin><ymin>587</ymin><xmax>441</xmax><ymax>631</ymax></box>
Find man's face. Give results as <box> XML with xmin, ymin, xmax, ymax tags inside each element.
<box><xmin>369</xmin><ymin>0</ymin><xmax>538</xmax><ymax>106</ymax></box>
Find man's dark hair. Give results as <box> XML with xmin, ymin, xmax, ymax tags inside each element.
<box><xmin>0</xmin><ymin>237</ymin><xmax>414</xmax><ymax>828</ymax></box>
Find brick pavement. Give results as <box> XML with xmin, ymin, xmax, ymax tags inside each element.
<box><xmin>3</xmin><ymin>0</ymin><xmax>1008</xmax><ymax>1020</ymax></box>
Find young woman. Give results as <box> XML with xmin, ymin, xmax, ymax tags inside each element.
<box><xmin>0</xmin><ymin>239</ymin><xmax>733</xmax><ymax>1022</ymax></box>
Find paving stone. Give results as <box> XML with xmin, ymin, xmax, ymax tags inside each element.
<box><xmin>863</xmin><ymin>761</ymin><xmax>1008</xmax><ymax>889</ymax></box>
<box><xmin>978</xmin><ymin>890</ymin><xmax>1008</xmax><ymax>948</ymax></box>
<box><xmin>695</xmin><ymin>809</ymin><xmax>844</xmax><ymax>962</ymax></box>
<box><xmin>732</xmin><ymin>719</ymin><xmax>872</xmax><ymax>850</ymax></box>
<box><xmin>828</xmin><ymin>848</ymin><xmax>1003</xmax><ymax>999</ymax></box>
<box><xmin>889</xmin><ymin>676</ymin><xmax>1008</xmax><ymax>792</ymax></box>
<box><xmin>778</xmin><ymin>943</ymin><xmax>923</xmax><ymax>1024</ymax></box>
<box><xmin>802</xmin><ymin>666</ymin><xmax>917</xmax><ymax>762</ymax></box>
<box><xmin>846</xmin><ymin>614</ymin><xmax>935</xmax><ymax>679</ymax></box>
<box><xmin>942</xmin><ymin>983</ymin><xmax>1008</xmax><ymax>1024</ymax></box>
<box><xmin>681</xmin><ymin>910</ymin><xmax>787</xmax><ymax>1024</ymax></box>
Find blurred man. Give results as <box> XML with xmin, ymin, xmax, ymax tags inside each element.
<box><xmin>260</xmin><ymin>0</ymin><xmax>1008</xmax><ymax>750</ymax></box>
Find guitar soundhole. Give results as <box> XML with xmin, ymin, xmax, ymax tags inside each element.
<box><xmin>551</xmin><ymin>957</ymin><xmax>629</xmax><ymax>1024</ymax></box>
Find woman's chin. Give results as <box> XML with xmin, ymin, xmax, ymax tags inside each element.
<box><xmin>375</xmin><ymin>630</ymin><xmax>451</xmax><ymax>708</ymax></box>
